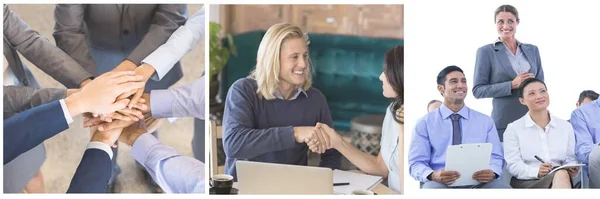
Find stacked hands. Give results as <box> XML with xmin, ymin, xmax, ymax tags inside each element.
<box><xmin>293</xmin><ymin>122</ymin><xmax>343</xmax><ymax>154</ymax></box>
<box><xmin>68</xmin><ymin>60</ymin><xmax>163</xmax><ymax>147</ymax></box>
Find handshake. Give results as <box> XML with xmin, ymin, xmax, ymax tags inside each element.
<box><xmin>66</xmin><ymin>60</ymin><xmax>162</xmax><ymax>146</ymax></box>
<box><xmin>293</xmin><ymin>122</ymin><xmax>343</xmax><ymax>154</ymax></box>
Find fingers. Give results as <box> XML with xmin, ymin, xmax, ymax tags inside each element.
<box><xmin>116</xmin><ymin>89</ymin><xmax>137</xmax><ymax>100</ymax></box>
<box><xmin>117</xmin><ymin>108</ymin><xmax>143</xmax><ymax>120</ymax></box>
<box><xmin>319</xmin><ymin>127</ymin><xmax>331</xmax><ymax>150</ymax></box>
<box><xmin>83</xmin><ymin>116</ymin><xmax>104</xmax><ymax>127</ymax></box>
<box><xmin>131</xmin><ymin>102</ymin><xmax>149</xmax><ymax>113</ymax></box>
<box><xmin>129</xmin><ymin>89</ymin><xmax>144</xmax><ymax>109</ymax></box>
<box><xmin>306</xmin><ymin>138</ymin><xmax>319</xmax><ymax>153</ymax></box>
<box><xmin>98</xmin><ymin>119</ymin><xmax>135</xmax><ymax>132</ymax></box>
<box><xmin>104</xmin><ymin>99</ymin><xmax>130</xmax><ymax>115</ymax></box>
<box><xmin>113</xmin><ymin>82</ymin><xmax>146</xmax><ymax>95</ymax></box>
<box><xmin>314</xmin><ymin>128</ymin><xmax>327</xmax><ymax>153</ymax></box>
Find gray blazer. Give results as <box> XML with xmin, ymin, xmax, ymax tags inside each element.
<box><xmin>53</xmin><ymin>4</ymin><xmax>187</xmax><ymax>90</ymax></box>
<box><xmin>472</xmin><ymin>41</ymin><xmax>544</xmax><ymax>140</ymax></box>
<box><xmin>3</xmin><ymin>5</ymin><xmax>92</xmax><ymax>89</ymax></box>
<box><xmin>3</xmin><ymin>86</ymin><xmax>65</xmax><ymax>118</ymax></box>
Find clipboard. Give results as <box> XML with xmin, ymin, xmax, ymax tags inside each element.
<box><xmin>445</xmin><ymin>143</ymin><xmax>493</xmax><ymax>187</ymax></box>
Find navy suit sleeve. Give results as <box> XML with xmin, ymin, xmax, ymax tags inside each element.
<box><xmin>3</xmin><ymin>100</ymin><xmax>68</xmax><ymax>164</ymax></box>
<box><xmin>67</xmin><ymin>148</ymin><xmax>112</xmax><ymax>193</ymax></box>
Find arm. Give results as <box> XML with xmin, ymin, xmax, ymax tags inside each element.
<box><xmin>221</xmin><ymin>82</ymin><xmax>298</xmax><ymax>159</ymax></box>
<box><xmin>126</xmin><ymin>4</ymin><xmax>187</xmax><ymax>65</ymax></box>
<box><xmin>336</xmin><ymin>142</ymin><xmax>388</xmax><ymax>177</ymax></box>
<box><xmin>565</xmin><ymin>124</ymin><xmax>579</xmax><ymax>165</ymax></box>
<box><xmin>571</xmin><ymin>110</ymin><xmax>594</xmax><ymax>165</ymax></box>
<box><xmin>52</xmin><ymin>4</ymin><xmax>96</xmax><ymax>76</ymax></box>
<box><xmin>316</xmin><ymin>98</ymin><xmax>341</xmax><ymax>170</ymax></box>
<box><xmin>150</xmin><ymin>77</ymin><xmax>204</xmax><ymax>119</ymax></box>
<box><xmin>3</xmin><ymin>100</ymin><xmax>69</xmax><ymax>164</ymax></box>
<box><xmin>129</xmin><ymin>133</ymin><xmax>204</xmax><ymax>193</ymax></box>
<box><xmin>3</xmin><ymin>86</ymin><xmax>67</xmax><ymax>116</ymax></box>
<box><xmin>141</xmin><ymin>7</ymin><xmax>204</xmax><ymax>81</ymax></box>
<box><xmin>534</xmin><ymin>46</ymin><xmax>544</xmax><ymax>81</ymax></box>
<box><xmin>472</xmin><ymin>47</ymin><xmax>513</xmax><ymax>99</ymax></box>
<box><xmin>4</xmin><ymin>5</ymin><xmax>92</xmax><ymax>88</ymax></box>
<box><xmin>67</xmin><ymin>145</ymin><xmax>113</xmax><ymax>193</ymax></box>
<box><xmin>503</xmin><ymin>124</ymin><xmax>539</xmax><ymax>179</ymax></box>
<box><xmin>487</xmin><ymin>121</ymin><xmax>504</xmax><ymax>177</ymax></box>
<box><xmin>408</xmin><ymin>119</ymin><xmax>434</xmax><ymax>182</ymax></box>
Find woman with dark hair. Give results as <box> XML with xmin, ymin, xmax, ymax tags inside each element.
<box><xmin>472</xmin><ymin>4</ymin><xmax>544</xmax><ymax>141</ymax></box>
<box><xmin>504</xmin><ymin>78</ymin><xmax>580</xmax><ymax>188</ymax></box>
<box><xmin>310</xmin><ymin>45</ymin><xmax>404</xmax><ymax>194</ymax></box>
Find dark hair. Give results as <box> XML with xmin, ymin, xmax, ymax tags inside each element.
<box><xmin>436</xmin><ymin>65</ymin><xmax>464</xmax><ymax>86</ymax></box>
<box><xmin>518</xmin><ymin>78</ymin><xmax>546</xmax><ymax>98</ymax></box>
<box><xmin>427</xmin><ymin>99</ymin><xmax>442</xmax><ymax>110</ymax></box>
<box><xmin>494</xmin><ymin>5</ymin><xmax>519</xmax><ymax>22</ymax></box>
<box><xmin>384</xmin><ymin>45</ymin><xmax>404</xmax><ymax>124</ymax></box>
<box><xmin>578</xmin><ymin>90</ymin><xmax>599</xmax><ymax>104</ymax></box>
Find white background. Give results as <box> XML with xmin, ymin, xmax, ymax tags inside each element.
<box><xmin>404</xmin><ymin>0</ymin><xmax>600</xmax><ymax>194</ymax></box>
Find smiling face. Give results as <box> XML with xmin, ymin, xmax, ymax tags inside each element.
<box><xmin>278</xmin><ymin>37</ymin><xmax>309</xmax><ymax>89</ymax></box>
<box><xmin>519</xmin><ymin>81</ymin><xmax>550</xmax><ymax>111</ymax></box>
<box><xmin>495</xmin><ymin>11</ymin><xmax>519</xmax><ymax>40</ymax></box>
<box><xmin>438</xmin><ymin>71</ymin><xmax>468</xmax><ymax>104</ymax></box>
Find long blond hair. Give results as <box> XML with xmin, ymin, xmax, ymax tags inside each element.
<box><xmin>249</xmin><ymin>23</ymin><xmax>312</xmax><ymax>100</ymax></box>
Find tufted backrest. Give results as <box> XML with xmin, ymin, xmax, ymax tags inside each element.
<box><xmin>220</xmin><ymin>31</ymin><xmax>403</xmax><ymax>131</ymax></box>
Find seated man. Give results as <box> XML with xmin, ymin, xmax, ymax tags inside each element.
<box><xmin>408</xmin><ymin>65</ymin><xmax>510</xmax><ymax>189</ymax></box>
<box><xmin>427</xmin><ymin>99</ymin><xmax>442</xmax><ymax>112</ymax></box>
<box><xmin>571</xmin><ymin>99</ymin><xmax>600</xmax><ymax>188</ymax></box>
<box><xmin>576</xmin><ymin>90</ymin><xmax>599</xmax><ymax>108</ymax></box>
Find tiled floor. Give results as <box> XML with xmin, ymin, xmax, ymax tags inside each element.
<box><xmin>5</xmin><ymin>4</ymin><xmax>204</xmax><ymax>193</ymax></box>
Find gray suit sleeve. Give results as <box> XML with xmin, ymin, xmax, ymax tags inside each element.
<box><xmin>3</xmin><ymin>86</ymin><xmax>66</xmax><ymax>118</ymax></box>
<box><xmin>3</xmin><ymin>5</ymin><xmax>92</xmax><ymax>88</ymax></box>
<box><xmin>126</xmin><ymin>4</ymin><xmax>188</xmax><ymax>65</ymax></box>
<box><xmin>472</xmin><ymin>46</ymin><xmax>513</xmax><ymax>99</ymax></box>
<box><xmin>533</xmin><ymin>46</ymin><xmax>544</xmax><ymax>81</ymax></box>
<box><xmin>53</xmin><ymin>4</ymin><xmax>96</xmax><ymax>75</ymax></box>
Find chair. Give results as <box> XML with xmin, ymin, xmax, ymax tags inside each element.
<box><xmin>210</xmin><ymin>120</ymin><xmax>225</xmax><ymax>177</ymax></box>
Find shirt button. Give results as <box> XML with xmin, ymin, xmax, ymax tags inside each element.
<box><xmin>123</xmin><ymin>29</ymin><xmax>129</xmax><ymax>35</ymax></box>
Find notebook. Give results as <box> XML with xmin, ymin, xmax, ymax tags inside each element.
<box><xmin>332</xmin><ymin>169</ymin><xmax>383</xmax><ymax>195</ymax></box>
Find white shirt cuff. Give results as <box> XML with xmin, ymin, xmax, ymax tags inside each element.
<box><xmin>59</xmin><ymin>99</ymin><xmax>74</xmax><ymax>125</ymax></box>
<box><xmin>87</xmin><ymin>141</ymin><xmax>113</xmax><ymax>160</ymax></box>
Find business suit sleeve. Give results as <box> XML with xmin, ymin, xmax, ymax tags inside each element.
<box><xmin>3</xmin><ymin>101</ymin><xmax>68</xmax><ymax>164</ymax></box>
<box><xmin>316</xmin><ymin>92</ymin><xmax>342</xmax><ymax>170</ymax></box>
<box><xmin>571</xmin><ymin>109</ymin><xmax>594</xmax><ymax>165</ymax></box>
<box><xmin>150</xmin><ymin>76</ymin><xmax>204</xmax><ymax>119</ymax></box>
<box><xmin>472</xmin><ymin>46</ymin><xmax>513</xmax><ymax>99</ymax></box>
<box><xmin>3</xmin><ymin>5</ymin><xmax>92</xmax><ymax>88</ymax></box>
<box><xmin>53</xmin><ymin>4</ymin><xmax>96</xmax><ymax>75</ymax></box>
<box><xmin>67</xmin><ymin>148</ymin><xmax>112</xmax><ymax>193</ymax></box>
<box><xmin>126</xmin><ymin>4</ymin><xmax>187</xmax><ymax>65</ymax></box>
<box><xmin>486</xmin><ymin>119</ymin><xmax>504</xmax><ymax>176</ymax></box>
<box><xmin>533</xmin><ymin>46</ymin><xmax>544</xmax><ymax>81</ymax></box>
<box><xmin>142</xmin><ymin>7</ymin><xmax>204</xmax><ymax>81</ymax></box>
<box><xmin>3</xmin><ymin>86</ymin><xmax>66</xmax><ymax>117</ymax></box>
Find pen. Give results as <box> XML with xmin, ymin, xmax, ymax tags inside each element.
<box><xmin>534</xmin><ymin>155</ymin><xmax>545</xmax><ymax>163</ymax></box>
<box><xmin>333</xmin><ymin>183</ymin><xmax>350</xmax><ymax>186</ymax></box>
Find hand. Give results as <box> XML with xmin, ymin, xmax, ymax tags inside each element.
<box><xmin>82</xmin><ymin>113</ymin><xmax>104</xmax><ymax>128</ymax></box>
<box><xmin>97</xmin><ymin>117</ymin><xmax>137</xmax><ymax>132</ymax></box>
<box><xmin>315</xmin><ymin>122</ymin><xmax>342</xmax><ymax>149</ymax></box>
<box><xmin>112</xmin><ymin>59</ymin><xmax>137</xmax><ymax>72</ymax></box>
<box><xmin>100</xmin><ymin>98</ymin><xmax>148</xmax><ymax>122</ymax></box>
<box><xmin>307</xmin><ymin>127</ymin><xmax>329</xmax><ymax>154</ymax></box>
<box><xmin>90</xmin><ymin>125</ymin><xmax>124</xmax><ymax>147</ymax></box>
<box><xmin>537</xmin><ymin>163</ymin><xmax>552</xmax><ymax>178</ymax></box>
<box><xmin>64</xmin><ymin>71</ymin><xmax>145</xmax><ymax>116</ymax></box>
<box><xmin>511</xmin><ymin>72</ymin><xmax>535</xmax><ymax>89</ymax></box>
<box><xmin>431</xmin><ymin>170</ymin><xmax>461</xmax><ymax>185</ymax></box>
<box><xmin>119</xmin><ymin>116</ymin><xmax>165</xmax><ymax>146</ymax></box>
<box><xmin>567</xmin><ymin>167</ymin><xmax>579</xmax><ymax>177</ymax></box>
<box><xmin>79</xmin><ymin>78</ymin><xmax>92</xmax><ymax>88</ymax></box>
<box><xmin>293</xmin><ymin>126</ymin><xmax>326</xmax><ymax>153</ymax></box>
<box><xmin>124</xmin><ymin>64</ymin><xmax>155</xmax><ymax>108</ymax></box>
<box><xmin>472</xmin><ymin>169</ymin><xmax>496</xmax><ymax>183</ymax></box>
<box><xmin>139</xmin><ymin>93</ymin><xmax>151</xmax><ymax>113</ymax></box>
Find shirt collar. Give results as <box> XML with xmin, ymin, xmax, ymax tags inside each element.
<box><xmin>274</xmin><ymin>87</ymin><xmax>308</xmax><ymax>100</ymax></box>
<box><xmin>439</xmin><ymin>103</ymin><xmax>470</xmax><ymax>120</ymax></box>
<box><xmin>523</xmin><ymin>111</ymin><xmax>557</xmax><ymax>129</ymax></box>
<box><xmin>494</xmin><ymin>37</ymin><xmax>522</xmax><ymax>46</ymax></box>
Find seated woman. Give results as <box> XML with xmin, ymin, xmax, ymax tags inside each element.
<box><xmin>309</xmin><ymin>46</ymin><xmax>404</xmax><ymax>194</ymax></box>
<box><xmin>504</xmin><ymin>78</ymin><xmax>579</xmax><ymax>188</ymax></box>
<box><xmin>222</xmin><ymin>23</ymin><xmax>341</xmax><ymax>180</ymax></box>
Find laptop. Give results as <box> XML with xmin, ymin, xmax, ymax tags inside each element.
<box><xmin>236</xmin><ymin>160</ymin><xmax>333</xmax><ymax>194</ymax></box>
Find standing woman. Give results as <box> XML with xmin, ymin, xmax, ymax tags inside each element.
<box><xmin>472</xmin><ymin>4</ymin><xmax>544</xmax><ymax>141</ymax></box>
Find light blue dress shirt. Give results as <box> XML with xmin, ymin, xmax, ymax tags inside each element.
<box><xmin>150</xmin><ymin>76</ymin><xmax>204</xmax><ymax>120</ymax></box>
<box><xmin>408</xmin><ymin>104</ymin><xmax>504</xmax><ymax>182</ymax></box>
<box><xmin>570</xmin><ymin>99</ymin><xmax>600</xmax><ymax>165</ymax></box>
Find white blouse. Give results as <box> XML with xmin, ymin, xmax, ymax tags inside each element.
<box><xmin>503</xmin><ymin>112</ymin><xmax>578</xmax><ymax>180</ymax></box>
<box><xmin>380</xmin><ymin>106</ymin><xmax>401</xmax><ymax>193</ymax></box>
